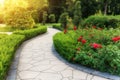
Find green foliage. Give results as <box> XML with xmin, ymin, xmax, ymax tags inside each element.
<box><xmin>0</xmin><ymin>26</ymin><xmax>18</xmax><ymax>32</ymax></box>
<box><xmin>42</xmin><ymin>11</ymin><xmax>48</xmax><ymax>25</ymax></box>
<box><xmin>48</xmin><ymin>0</ymin><xmax>66</xmax><ymax>22</ymax></box>
<box><xmin>0</xmin><ymin>13</ymin><xmax>4</xmax><ymax>23</ymax></box>
<box><xmin>0</xmin><ymin>34</ymin><xmax>25</xmax><ymax>80</ymax></box>
<box><xmin>52</xmin><ymin>23</ymin><xmax>63</xmax><ymax>30</ymax></box>
<box><xmin>80</xmin><ymin>0</ymin><xmax>99</xmax><ymax>18</ymax></box>
<box><xmin>73</xmin><ymin>1</ymin><xmax>82</xmax><ymax>27</ymax></box>
<box><xmin>53</xmin><ymin>28</ymin><xmax>120</xmax><ymax>75</ymax></box>
<box><xmin>49</xmin><ymin>14</ymin><xmax>56</xmax><ymax>23</ymax></box>
<box><xmin>0</xmin><ymin>25</ymin><xmax>47</xmax><ymax>80</ymax></box>
<box><xmin>59</xmin><ymin>12</ymin><xmax>68</xmax><ymax>29</ymax></box>
<box><xmin>13</xmin><ymin>26</ymin><xmax>47</xmax><ymax>40</ymax></box>
<box><xmin>82</xmin><ymin>15</ymin><xmax>120</xmax><ymax>29</ymax></box>
<box><xmin>0</xmin><ymin>34</ymin><xmax>8</xmax><ymax>40</ymax></box>
<box><xmin>5</xmin><ymin>7</ymin><xmax>35</xmax><ymax>29</ymax></box>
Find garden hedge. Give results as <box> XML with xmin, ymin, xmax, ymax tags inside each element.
<box><xmin>0</xmin><ymin>25</ymin><xmax>47</xmax><ymax>80</ymax></box>
<box><xmin>53</xmin><ymin>28</ymin><xmax>120</xmax><ymax>75</ymax></box>
<box><xmin>13</xmin><ymin>26</ymin><xmax>47</xmax><ymax>40</ymax></box>
<box><xmin>52</xmin><ymin>23</ymin><xmax>63</xmax><ymax>31</ymax></box>
<box><xmin>82</xmin><ymin>15</ymin><xmax>120</xmax><ymax>29</ymax></box>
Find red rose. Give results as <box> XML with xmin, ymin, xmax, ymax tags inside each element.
<box><xmin>73</xmin><ymin>26</ymin><xmax>77</xmax><ymax>31</ymax></box>
<box><xmin>92</xmin><ymin>25</ymin><xmax>96</xmax><ymax>29</ymax></box>
<box><xmin>77</xmin><ymin>36</ymin><xmax>83</xmax><ymax>42</ymax></box>
<box><xmin>81</xmin><ymin>39</ymin><xmax>86</xmax><ymax>44</ymax></box>
<box><xmin>112</xmin><ymin>36</ymin><xmax>120</xmax><ymax>42</ymax></box>
<box><xmin>76</xmin><ymin>48</ymin><xmax>80</xmax><ymax>51</ymax></box>
<box><xmin>64</xmin><ymin>29</ymin><xmax>67</xmax><ymax>34</ymax></box>
<box><xmin>91</xmin><ymin>43</ymin><xmax>102</xmax><ymax>49</ymax></box>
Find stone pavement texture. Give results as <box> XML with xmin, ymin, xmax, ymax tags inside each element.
<box><xmin>7</xmin><ymin>28</ymin><xmax>120</xmax><ymax>80</ymax></box>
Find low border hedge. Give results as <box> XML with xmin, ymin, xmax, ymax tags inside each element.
<box><xmin>13</xmin><ymin>26</ymin><xmax>47</xmax><ymax>40</ymax></box>
<box><xmin>0</xmin><ymin>26</ymin><xmax>47</xmax><ymax>80</ymax></box>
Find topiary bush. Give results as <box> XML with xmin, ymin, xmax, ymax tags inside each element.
<box><xmin>59</xmin><ymin>12</ymin><xmax>68</xmax><ymax>29</ymax></box>
<box><xmin>53</xmin><ymin>28</ymin><xmax>120</xmax><ymax>75</ymax></box>
<box><xmin>82</xmin><ymin>15</ymin><xmax>120</xmax><ymax>29</ymax></box>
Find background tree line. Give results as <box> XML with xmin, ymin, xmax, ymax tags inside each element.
<box><xmin>48</xmin><ymin>0</ymin><xmax>120</xmax><ymax>20</ymax></box>
<box><xmin>0</xmin><ymin>0</ymin><xmax>120</xmax><ymax>28</ymax></box>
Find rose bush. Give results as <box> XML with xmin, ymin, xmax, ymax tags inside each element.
<box><xmin>53</xmin><ymin>27</ymin><xmax>120</xmax><ymax>75</ymax></box>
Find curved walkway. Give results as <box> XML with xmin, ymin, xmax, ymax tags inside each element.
<box><xmin>7</xmin><ymin>28</ymin><xmax>114</xmax><ymax>80</ymax></box>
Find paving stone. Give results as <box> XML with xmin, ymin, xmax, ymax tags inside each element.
<box><xmin>28</xmin><ymin>65</ymin><xmax>53</xmax><ymax>72</ymax></box>
<box><xmin>19</xmin><ymin>71</ymin><xmax>39</xmax><ymax>79</ymax></box>
<box><xmin>62</xmin><ymin>78</ymin><xmax>69</xmax><ymax>80</ymax></box>
<box><xmin>36</xmin><ymin>73</ymin><xmax>62</xmax><ymax>80</ymax></box>
<box><xmin>86</xmin><ymin>74</ymin><xmax>93</xmax><ymax>80</ymax></box>
<box><xmin>50</xmin><ymin>60</ymin><xmax>66</xmax><ymax>65</ymax></box>
<box><xmin>73</xmin><ymin>70</ymin><xmax>87</xmax><ymax>80</ymax></box>
<box><xmin>18</xmin><ymin>63</ymin><xmax>33</xmax><ymax>71</ymax></box>
<box><xmin>61</xmin><ymin>69</ymin><xmax>73</xmax><ymax>78</ymax></box>
<box><xmin>51</xmin><ymin>64</ymin><xmax>68</xmax><ymax>72</ymax></box>
<box><xmin>19</xmin><ymin>58</ymin><xmax>32</xmax><ymax>64</ymax></box>
<box><xmin>42</xmin><ymin>69</ymin><xmax>57</xmax><ymax>73</ymax></box>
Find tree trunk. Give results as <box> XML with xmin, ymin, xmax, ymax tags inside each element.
<box><xmin>104</xmin><ymin>0</ymin><xmax>108</xmax><ymax>15</ymax></box>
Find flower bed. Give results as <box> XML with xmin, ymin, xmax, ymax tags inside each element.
<box><xmin>53</xmin><ymin>28</ymin><xmax>120</xmax><ymax>75</ymax></box>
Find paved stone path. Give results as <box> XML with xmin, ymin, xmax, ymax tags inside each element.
<box><xmin>7</xmin><ymin>28</ymin><xmax>110</xmax><ymax>80</ymax></box>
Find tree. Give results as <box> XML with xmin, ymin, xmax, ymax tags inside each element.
<box><xmin>49</xmin><ymin>14</ymin><xmax>56</xmax><ymax>23</ymax></box>
<box><xmin>26</xmin><ymin>0</ymin><xmax>48</xmax><ymax>23</ymax></box>
<box><xmin>42</xmin><ymin>11</ymin><xmax>48</xmax><ymax>25</ymax></box>
<box><xmin>99</xmin><ymin>0</ymin><xmax>120</xmax><ymax>15</ymax></box>
<box><xmin>59</xmin><ymin>12</ymin><xmax>68</xmax><ymax>29</ymax></box>
<box><xmin>48</xmin><ymin>0</ymin><xmax>66</xmax><ymax>22</ymax></box>
<box><xmin>5</xmin><ymin>7</ymin><xmax>35</xmax><ymax>29</ymax></box>
<box><xmin>65</xmin><ymin>0</ymin><xmax>75</xmax><ymax>17</ymax></box>
<box><xmin>73</xmin><ymin>1</ymin><xmax>82</xmax><ymax>27</ymax></box>
<box><xmin>4</xmin><ymin>0</ymin><xmax>35</xmax><ymax>29</ymax></box>
<box><xmin>80</xmin><ymin>0</ymin><xmax>99</xmax><ymax>18</ymax></box>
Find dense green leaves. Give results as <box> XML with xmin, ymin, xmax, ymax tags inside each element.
<box><xmin>13</xmin><ymin>25</ymin><xmax>47</xmax><ymax>40</ymax></box>
<box><xmin>82</xmin><ymin>15</ymin><xmax>120</xmax><ymax>28</ymax></box>
<box><xmin>0</xmin><ymin>26</ymin><xmax>47</xmax><ymax>80</ymax></box>
<box><xmin>53</xmin><ymin>28</ymin><xmax>120</xmax><ymax>75</ymax></box>
<box><xmin>0</xmin><ymin>34</ymin><xmax>25</xmax><ymax>80</ymax></box>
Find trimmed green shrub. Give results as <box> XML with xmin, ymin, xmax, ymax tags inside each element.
<box><xmin>0</xmin><ymin>34</ymin><xmax>25</xmax><ymax>80</ymax></box>
<box><xmin>52</xmin><ymin>23</ymin><xmax>63</xmax><ymax>31</ymax></box>
<box><xmin>0</xmin><ymin>34</ymin><xmax>8</xmax><ymax>39</ymax></box>
<box><xmin>53</xmin><ymin>28</ymin><xmax>120</xmax><ymax>75</ymax></box>
<box><xmin>13</xmin><ymin>26</ymin><xmax>47</xmax><ymax>40</ymax></box>
<box><xmin>0</xmin><ymin>26</ymin><xmax>47</xmax><ymax>80</ymax></box>
<box><xmin>82</xmin><ymin>15</ymin><xmax>120</xmax><ymax>29</ymax></box>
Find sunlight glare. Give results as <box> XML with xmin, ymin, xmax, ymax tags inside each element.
<box><xmin>0</xmin><ymin>0</ymin><xmax>4</xmax><ymax>6</ymax></box>
<box><xmin>0</xmin><ymin>0</ymin><xmax>4</xmax><ymax>9</ymax></box>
